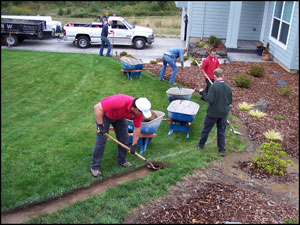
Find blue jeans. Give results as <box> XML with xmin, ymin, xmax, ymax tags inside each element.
<box><xmin>91</xmin><ymin>114</ymin><xmax>129</xmax><ymax>170</ymax></box>
<box><xmin>159</xmin><ymin>54</ymin><xmax>178</xmax><ymax>84</ymax></box>
<box><xmin>198</xmin><ymin>115</ymin><xmax>227</xmax><ymax>153</ymax></box>
<box><xmin>99</xmin><ymin>36</ymin><xmax>111</xmax><ymax>56</ymax></box>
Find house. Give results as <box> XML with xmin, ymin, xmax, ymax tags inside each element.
<box><xmin>176</xmin><ymin>1</ymin><xmax>299</xmax><ymax>72</ymax></box>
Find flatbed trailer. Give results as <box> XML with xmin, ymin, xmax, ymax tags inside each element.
<box><xmin>1</xmin><ymin>18</ymin><xmax>54</xmax><ymax>46</ymax></box>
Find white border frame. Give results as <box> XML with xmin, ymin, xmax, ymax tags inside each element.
<box><xmin>269</xmin><ymin>1</ymin><xmax>295</xmax><ymax>50</ymax></box>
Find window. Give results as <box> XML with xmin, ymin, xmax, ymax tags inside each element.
<box><xmin>270</xmin><ymin>1</ymin><xmax>294</xmax><ymax>47</ymax></box>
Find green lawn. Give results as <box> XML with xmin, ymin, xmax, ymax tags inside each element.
<box><xmin>1</xmin><ymin>50</ymin><xmax>244</xmax><ymax>223</ymax></box>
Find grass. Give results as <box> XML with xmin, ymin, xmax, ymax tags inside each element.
<box><xmin>53</xmin><ymin>15</ymin><xmax>181</xmax><ymax>37</ymax></box>
<box><xmin>2</xmin><ymin>50</ymin><xmax>245</xmax><ymax>223</ymax></box>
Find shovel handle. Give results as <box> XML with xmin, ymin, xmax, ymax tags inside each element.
<box><xmin>195</xmin><ymin>60</ymin><xmax>213</xmax><ymax>85</ymax></box>
<box><xmin>104</xmin><ymin>133</ymin><xmax>146</xmax><ymax>161</ymax></box>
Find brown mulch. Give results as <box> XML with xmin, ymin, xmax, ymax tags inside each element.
<box><xmin>140</xmin><ymin>182</ymin><xmax>298</xmax><ymax>224</ymax></box>
<box><xmin>144</xmin><ymin>61</ymin><xmax>299</xmax><ymax>158</ymax></box>
<box><xmin>235</xmin><ymin>160</ymin><xmax>298</xmax><ymax>183</ymax></box>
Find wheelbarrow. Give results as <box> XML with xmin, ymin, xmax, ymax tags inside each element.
<box><xmin>126</xmin><ymin>110</ymin><xmax>165</xmax><ymax>154</ymax></box>
<box><xmin>120</xmin><ymin>56</ymin><xmax>144</xmax><ymax>80</ymax></box>
<box><xmin>165</xmin><ymin>100</ymin><xmax>200</xmax><ymax>138</ymax></box>
<box><xmin>166</xmin><ymin>87</ymin><xmax>195</xmax><ymax>102</ymax></box>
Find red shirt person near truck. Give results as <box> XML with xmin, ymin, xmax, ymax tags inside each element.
<box><xmin>91</xmin><ymin>94</ymin><xmax>152</xmax><ymax>178</ymax></box>
<box><xmin>201</xmin><ymin>48</ymin><xmax>220</xmax><ymax>93</ymax></box>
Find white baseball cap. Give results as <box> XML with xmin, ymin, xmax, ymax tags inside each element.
<box><xmin>135</xmin><ymin>97</ymin><xmax>152</xmax><ymax>118</ymax></box>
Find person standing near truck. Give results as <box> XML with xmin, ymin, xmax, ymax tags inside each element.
<box><xmin>159</xmin><ymin>48</ymin><xmax>187</xmax><ymax>85</ymax></box>
<box><xmin>201</xmin><ymin>48</ymin><xmax>220</xmax><ymax>93</ymax></box>
<box><xmin>99</xmin><ymin>19</ymin><xmax>114</xmax><ymax>57</ymax></box>
<box><xmin>91</xmin><ymin>94</ymin><xmax>152</xmax><ymax>178</ymax></box>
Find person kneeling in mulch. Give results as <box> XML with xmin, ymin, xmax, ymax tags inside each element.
<box><xmin>198</xmin><ymin>68</ymin><xmax>232</xmax><ymax>157</ymax></box>
<box><xmin>91</xmin><ymin>94</ymin><xmax>152</xmax><ymax>178</ymax></box>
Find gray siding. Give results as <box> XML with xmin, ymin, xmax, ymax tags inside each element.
<box><xmin>264</xmin><ymin>1</ymin><xmax>299</xmax><ymax>70</ymax></box>
<box><xmin>189</xmin><ymin>1</ymin><xmax>230</xmax><ymax>39</ymax></box>
<box><xmin>238</xmin><ymin>1</ymin><xmax>265</xmax><ymax>40</ymax></box>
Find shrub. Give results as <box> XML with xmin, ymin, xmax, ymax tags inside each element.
<box><xmin>196</xmin><ymin>41</ymin><xmax>205</xmax><ymax>47</ymax></box>
<box><xmin>120</xmin><ymin>51</ymin><xmax>128</xmax><ymax>56</ymax></box>
<box><xmin>250</xmin><ymin>141</ymin><xmax>294</xmax><ymax>176</ymax></box>
<box><xmin>58</xmin><ymin>8</ymin><xmax>64</xmax><ymax>16</ymax></box>
<box><xmin>208</xmin><ymin>35</ymin><xmax>220</xmax><ymax>46</ymax></box>
<box><xmin>249</xmin><ymin>109</ymin><xmax>266</xmax><ymax>118</ymax></box>
<box><xmin>250</xmin><ymin>65</ymin><xmax>264</xmax><ymax>77</ymax></box>
<box><xmin>191</xmin><ymin>60</ymin><xmax>198</xmax><ymax>66</ymax></box>
<box><xmin>183</xmin><ymin>56</ymin><xmax>189</xmax><ymax>61</ymax></box>
<box><xmin>273</xmin><ymin>115</ymin><xmax>285</xmax><ymax>120</ymax></box>
<box><xmin>238</xmin><ymin>101</ymin><xmax>253</xmax><ymax>111</ymax></box>
<box><xmin>234</xmin><ymin>74</ymin><xmax>252</xmax><ymax>88</ymax></box>
<box><xmin>263</xmin><ymin>129</ymin><xmax>283</xmax><ymax>141</ymax></box>
<box><xmin>149</xmin><ymin>60</ymin><xmax>157</xmax><ymax>64</ymax></box>
<box><xmin>277</xmin><ymin>86</ymin><xmax>292</xmax><ymax>96</ymax></box>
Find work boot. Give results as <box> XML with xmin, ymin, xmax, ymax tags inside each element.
<box><xmin>197</xmin><ymin>145</ymin><xmax>204</xmax><ymax>150</ymax></box>
<box><xmin>219</xmin><ymin>151</ymin><xmax>226</xmax><ymax>157</ymax></box>
<box><xmin>90</xmin><ymin>168</ymin><xmax>102</xmax><ymax>178</ymax></box>
<box><xmin>119</xmin><ymin>161</ymin><xmax>134</xmax><ymax>167</ymax></box>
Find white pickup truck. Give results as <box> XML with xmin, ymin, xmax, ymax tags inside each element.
<box><xmin>63</xmin><ymin>16</ymin><xmax>154</xmax><ymax>49</ymax></box>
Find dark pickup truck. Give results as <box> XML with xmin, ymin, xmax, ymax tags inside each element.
<box><xmin>1</xmin><ymin>18</ymin><xmax>54</xmax><ymax>46</ymax></box>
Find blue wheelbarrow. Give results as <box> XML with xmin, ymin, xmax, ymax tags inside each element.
<box><xmin>126</xmin><ymin>110</ymin><xmax>165</xmax><ymax>154</ymax></box>
<box><xmin>165</xmin><ymin>100</ymin><xmax>200</xmax><ymax>138</ymax></box>
<box><xmin>166</xmin><ymin>87</ymin><xmax>195</xmax><ymax>102</ymax></box>
<box><xmin>120</xmin><ymin>56</ymin><xmax>144</xmax><ymax>80</ymax></box>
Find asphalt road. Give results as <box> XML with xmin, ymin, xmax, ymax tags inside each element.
<box><xmin>1</xmin><ymin>37</ymin><xmax>186</xmax><ymax>63</ymax></box>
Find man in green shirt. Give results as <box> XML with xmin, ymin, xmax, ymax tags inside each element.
<box><xmin>198</xmin><ymin>68</ymin><xmax>232</xmax><ymax>157</ymax></box>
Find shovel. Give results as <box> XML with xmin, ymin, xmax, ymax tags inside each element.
<box><xmin>103</xmin><ymin>132</ymin><xmax>159</xmax><ymax>170</ymax></box>
<box><xmin>195</xmin><ymin>59</ymin><xmax>242</xmax><ymax>136</ymax></box>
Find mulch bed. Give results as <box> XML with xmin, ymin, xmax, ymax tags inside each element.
<box><xmin>140</xmin><ymin>182</ymin><xmax>298</xmax><ymax>224</ymax></box>
<box><xmin>144</xmin><ymin>61</ymin><xmax>299</xmax><ymax>158</ymax></box>
<box><xmin>123</xmin><ymin>61</ymin><xmax>299</xmax><ymax>224</ymax></box>
<box><xmin>235</xmin><ymin>161</ymin><xmax>298</xmax><ymax>183</ymax></box>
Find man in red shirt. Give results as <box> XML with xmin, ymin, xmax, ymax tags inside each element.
<box><xmin>91</xmin><ymin>94</ymin><xmax>152</xmax><ymax>178</ymax></box>
<box><xmin>201</xmin><ymin>48</ymin><xmax>220</xmax><ymax>93</ymax></box>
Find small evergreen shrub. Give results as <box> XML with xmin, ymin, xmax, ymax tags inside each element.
<box><xmin>273</xmin><ymin>115</ymin><xmax>285</xmax><ymax>120</ymax></box>
<box><xmin>191</xmin><ymin>60</ymin><xmax>198</xmax><ymax>66</ymax></box>
<box><xmin>250</xmin><ymin>65</ymin><xmax>264</xmax><ymax>77</ymax></box>
<box><xmin>250</xmin><ymin>141</ymin><xmax>294</xmax><ymax>176</ymax></box>
<box><xmin>196</xmin><ymin>41</ymin><xmax>205</xmax><ymax>47</ymax></box>
<box><xmin>149</xmin><ymin>60</ymin><xmax>158</xmax><ymax>64</ymax></box>
<box><xmin>234</xmin><ymin>74</ymin><xmax>252</xmax><ymax>88</ymax></box>
<box><xmin>208</xmin><ymin>35</ymin><xmax>220</xmax><ymax>46</ymax></box>
<box><xmin>277</xmin><ymin>86</ymin><xmax>292</xmax><ymax>96</ymax></box>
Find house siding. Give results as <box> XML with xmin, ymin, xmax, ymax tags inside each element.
<box><xmin>264</xmin><ymin>1</ymin><xmax>299</xmax><ymax>71</ymax></box>
<box><xmin>189</xmin><ymin>1</ymin><xmax>230</xmax><ymax>39</ymax></box>
<box><xmin>238</xmin><ymin>1</ymin><xmax>265</xmax><ymax>40</ymax></box>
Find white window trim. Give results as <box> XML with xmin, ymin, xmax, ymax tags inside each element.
<box><xmin>269</xmin><ymin>1</ymin><xmax>295</xmax><ymax>51</ymax></box>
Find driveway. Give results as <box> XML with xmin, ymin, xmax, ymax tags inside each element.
<box><xmin>1</xmin><ymin>37</ymin><xmax>185</xmax><ymax>63</ymax></box>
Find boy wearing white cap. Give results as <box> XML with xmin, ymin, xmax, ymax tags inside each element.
<box><xmin>91</xmin><ymin>94</ymin><xmax>152</xmax><ymax>178</ymax></box>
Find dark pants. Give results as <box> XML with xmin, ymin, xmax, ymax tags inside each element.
<box><xmin>198</xmin><ymin>115</ymin><xmax>227</xmax><ymax>153</ymax></box>
<box><xmin>204</xmin><ymin>78</ymin><xmax>214</xmax><ymax>93</ymax></box>
<box><xmin>91</xmin><ymin>114</ymin><xmax>129</xmax><ymax>170</ymax></box>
